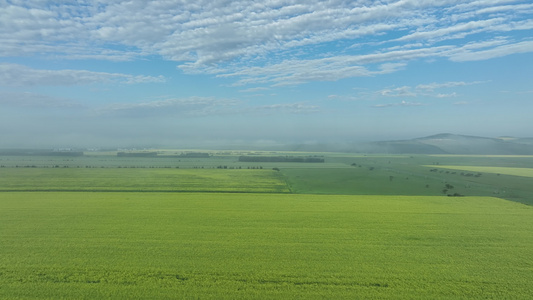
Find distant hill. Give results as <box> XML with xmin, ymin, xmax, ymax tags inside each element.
<box><xmin>285</xmin><ymin>133</ymin><xmax>533</xmax><ymax>154</ymax></box>
<box><xmin>358</xmin><ymin>133</ymin><xmax>533</xmax><ymax>155</ymax></box>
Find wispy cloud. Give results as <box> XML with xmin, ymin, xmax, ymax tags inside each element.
<box><xmin>436</xmin><ymin>93</ymin><xmax>458</xmax><ymax>98</ymax></box>
<box><xmin>375</xmin><ymin>81</ymin><xmax>484</xmax><ymax>99</ymax></box>
<box><xmin>96</xmin><ymin>97</ymin><xmax>239</xmax><ymax>117</ymax></box>
<box><xmin>96</xmin><ymin>97</ymin><xmax>319</xmax><ymax>117</ymax></box>
<box><xmin>0</xmin><ymin>63</ymin><xmax>165</xmax><ymax>87</ymax></box>
<box><xmin>239</xmin><ymin>87</ymin><xmax>269</xmax><ymax>93</ymax></box>
<box><xmin>218</xmin><ymin>59</ymin><xmax>406</xmax><ymax>86</ymax></box>
<box><xmin>379</xmin><ymin>86</ymin><xmax>417</xmax><ymax>97</ymax></box>
<box><xmin>395</xmin><ymin>18</ymin><xmax>505</xmax><ymax>43</ymax></box>
<box><xmin>373</xmin><ymin>101</ymin><xmax>424</xmax><ymax>108</ymax></box>
<box><xmin>415</xmin><ymin>81</ymin><xmax>484</xmax><ymax>91</ymax></box>
<box><xmin>0</xmin><ymin>91</ymin><xmax>83</xmax><ymax>108</ymax></box>
<box><xmin>449</xmin><ymin>40</ymin><xmax>533</xmax><ymax>62</ymax></box>
<box><xmin>250</xmin><ymin>102</ymin><xmax>320</xmax><ymax>114</ymax></box>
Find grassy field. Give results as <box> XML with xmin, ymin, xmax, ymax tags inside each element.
<box><xmin>2</xmin><ymin>152</ymin><xmax>533</xmax><ymax>203</ymax></box>
<box><xmin>281</xmin><ymin>167</ymin><xmax>439</xmax><ymax>195</ymax></box>
<box><xmin>0</xmin><ymin>168</ymin><xmax>290</xmax><ymax>193</ymax></box>
<box><xmin>1</xmin><ymin>192</ymin><xmax>532</xmax><ymax>299</ymax></box>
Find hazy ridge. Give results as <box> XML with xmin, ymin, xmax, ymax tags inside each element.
<box><xmin>289</xmin><ymin>133</ymin><xmax>533</xmax><ymax>155</ymax></box>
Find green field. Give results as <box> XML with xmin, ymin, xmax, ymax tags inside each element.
<box><xmin>2</xmin><ymin>152</ymin><xmax>533</xmax><ymax>298</ymax></box>
<box><xmin>276</xmin><ymin>154</ymin><xmax>533</xmax><ymax>205</ymax></box>
<box><xmin>1</xmin><ymin>192</ymin><xmax>532</xmax><ymax>299</ymax></box>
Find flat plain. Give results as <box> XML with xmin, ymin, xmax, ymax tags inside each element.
<box><xmin>1</xmin><ymin>192</ymin><xmax>533</xmax><ymax>299</ymax></box>
<box><xmin>1</xmin><ymin>151</ymin><xmax>533</xmax><ymax>299</ymax></box>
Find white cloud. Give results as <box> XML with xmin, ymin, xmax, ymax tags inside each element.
<box><xmin>435</xmin><ymin>92</ymin><xmax>458</xmax><ymax>98</ymax></box>
<box><xmin>379</xmin><ymin>86</ymin><xmax>417</xmax><ymax>97</ymax></box>
<box><xmin>396</xmin><ymin>18</ymin><xmax>505</xmax><ymax>43</ymax></box>
<box><xmin>449</xmin><ymin>40</ymin><xmax>533</xmax><ymax>61</ymax></box>
<box><xmin>1</xmin><ymin>1</ymin><xmax>532</xmax><ymax>85</ymax></box>
<box><xmin>219</xmin><ymin>58</ymin><xmax>406</xmax><ymax>86</ymax></box>
<box><xmin>0</xmin><ymin>63</ymin><xmax>165</xmax><ymax>86</ymax></box>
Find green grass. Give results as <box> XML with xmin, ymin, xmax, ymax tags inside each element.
<box><xmin>1</xmin><ymin>192</ymin><xmax>533</xmax><ymax>299</ymax></box>
<box><xmin>281</xmin><ymin>167</ymin><xmax>438</xmax><ymax>195</ymax></box>
<box><xmin>426</xmin><ymin>165</ymin><xmax>533</xmax><ymax>178</ymax></box>
<box><xmin>0</xmin><ymin>168</ymin><xmax>289</xmax><ymax>193</ymax></box>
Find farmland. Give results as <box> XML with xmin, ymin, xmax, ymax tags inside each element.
<box><xmin>1</xmin><ymin>192</ymin><xmax>533</xmax><ymax>299</ymax></box>
<box><xmin>1</xmin><ymin>150</ymin><xmax>533</xmax><ymax>298</ymax></box>
<box><xmin>0</xmin><ymin>168</ymin><xmax>289</xmax><ymax>193</ymax></box>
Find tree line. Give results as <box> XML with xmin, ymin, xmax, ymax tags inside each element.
<box><xmin>238</xmin><ymin>156</ymin><xmax>324</xmax><ymax>163</ymax></box>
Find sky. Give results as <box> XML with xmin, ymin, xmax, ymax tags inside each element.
<box><xmin>1</xmin><ymin>0</ymin><xmax>532</xmax><ymax>148</ymax></box>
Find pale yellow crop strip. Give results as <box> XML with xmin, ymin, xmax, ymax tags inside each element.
<box><xmin>423</xmin><ymin>165</ymin><xmax>533</xmax><ymax>178</ymax></box>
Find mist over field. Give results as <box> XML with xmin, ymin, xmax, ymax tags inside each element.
<box><xmin>1</xmin><ymin>1</ymin><xmax>532</xmax><ymax>149</ymax></box>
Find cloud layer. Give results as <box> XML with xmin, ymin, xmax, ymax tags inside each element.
<box><xmin>2</xmin><ymin>0</ymin><xmax>532</xmax><ymax>86</ymax></box>
<box><xmin>0</xmin><ymin>63</ymin><xmax>165</xmax><ymax>86</ymax></box>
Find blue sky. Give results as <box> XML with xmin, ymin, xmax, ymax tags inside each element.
<box><xmin>1</xmin><ymin>0</ymin><xmax>532</xmax><ymax>148</ymax></box>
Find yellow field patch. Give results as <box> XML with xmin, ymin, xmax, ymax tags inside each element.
<box><xmin>0</xmin><ymin>168</ymin><xmax>290</xmax><ymax>193</ymax></box>
<box><xmin>429</xmin><ymin>154</ymin><xmax>533</xmax><ymax>158</ymax></box>
<box><xmin>424</xmin><ymin>165</ymin><xmax>533</xmax><ymax>177</ymax></box>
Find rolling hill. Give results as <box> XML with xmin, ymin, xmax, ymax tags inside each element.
<box><xmin>359</xmin><ymin>133</ymin><xmax>533</xmax><ymax>155</ymax></box>
<box><xmin>286</xmin><ymin>133</ymin><xmax>533</xmax><ymax>154</ymax></box>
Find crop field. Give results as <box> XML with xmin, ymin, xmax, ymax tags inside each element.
<box><xmin>1</xmin><ymin>151</ymin><xmax>533</xmax><ymax>298</ymax></box>
<box><xmin>426</xmin><ymin>165</ymin><xmax>533</xmax><ymax>178</ymax></box>
<box><xmin>277</xmin><ymin>156</ymin><xmax>533</xmax><ymax>205</ymax></box>
<box><xmin>0</xmin><ymin>168</ymin><xmax>289</xmax><ymax>193</ymax></box>
<box><xmin>1</xmin><ymin>192</ymin><xmax>533</xmax><ymax>299</ymax></box>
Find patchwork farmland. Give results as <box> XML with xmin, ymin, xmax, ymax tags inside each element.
<box><xmin>1</xmin><ymin>151</ymin><xmax>533</xmax><ymax>299</ymax></box>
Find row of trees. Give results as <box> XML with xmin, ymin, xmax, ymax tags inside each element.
<box><xmin>239</xmin><ymin>156</ymin><xmax>324</xmax><ymax>163</ymax></box>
